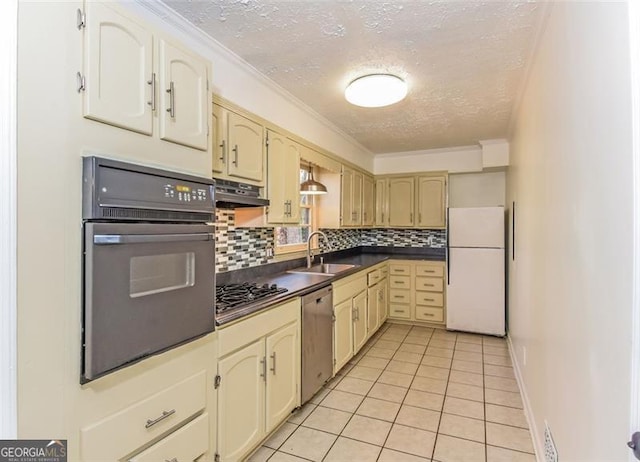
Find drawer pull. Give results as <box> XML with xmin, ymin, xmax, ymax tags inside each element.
<box><xmin>165</xmin><ymin>458</ymin><xmax>178</xmax><ymax>462</ymax></box>
<box><xmin>393</xmin><ymin>295</ymin><xmax>404</xmax><ymax>298</ymax></box>
<box><xmin>396</xmin><ymin>281</ymin><xmax>405</xmax><ymax>284</ymax></box>
<box><xmin>424</xmin><ymin>313</ymin><xmax>435</xmax><ymax>317</ymax></box>
<box><xmin>145</xmin><ymin>409</ymin><xmax>176</xmax><ymax>429</ymax></box>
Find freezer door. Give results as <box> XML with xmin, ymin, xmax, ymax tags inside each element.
<box><xmin>449</xmin><ymin>207</ymin><xmax>505</xmax><ymax>248</ymax></box>
<box><xmin>446</xmin><ymin>248</ymin><xmax>505</xmax><ymax>336</ymax></box>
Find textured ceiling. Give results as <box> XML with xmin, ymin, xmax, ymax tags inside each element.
<box><xmin>162</xmin><ymin>0</ymin><xmax>543</xmax><ymax>154</ymax></box>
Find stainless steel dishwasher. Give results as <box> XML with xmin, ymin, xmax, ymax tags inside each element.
<box><xmin>301</xmin><ymin>285</ymin><xmax>334</xmax><ymax>404</ymax></box>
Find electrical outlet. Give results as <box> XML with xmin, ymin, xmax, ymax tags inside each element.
<box><xmin>266</xmin><ymin>247</ymin><xmax>274</xmax><ymax>258</ymax></box>
<box><xmin>544</xmin><ymin>421</ymin><xmax>558</xmax><ymax>462</ymax></box>
<box><xmin>522</xmin><ymin>346</ymin><xmax>527</xmax><ymax>366</ymax></box>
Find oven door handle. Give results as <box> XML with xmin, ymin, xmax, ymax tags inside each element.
<box><xmin>93</xmin><ymin>233</ymin><xmax>214</xmax><ymax>245</ymax></box>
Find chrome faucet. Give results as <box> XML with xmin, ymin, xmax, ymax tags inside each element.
<box><xmin>307</xmin><ymin>231</ymin><xmax>333</xmax><ymax>268</ymax></box>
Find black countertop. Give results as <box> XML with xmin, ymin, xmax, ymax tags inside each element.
<box><xmin>215</xmin><ymin>246</ymin><xmax>445</xmax><ymax>326</ymax></box>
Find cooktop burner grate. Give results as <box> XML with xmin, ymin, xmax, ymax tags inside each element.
<box><xmin>215</xmin><ymin>282</ymin><xmax>288</xmax><ymax>314</ymax></box>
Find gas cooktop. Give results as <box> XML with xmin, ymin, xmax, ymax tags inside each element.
<box><xmin>215</xmin><ymin>282</ymin><xmax>288</xmax><ymax>325</ymax></box>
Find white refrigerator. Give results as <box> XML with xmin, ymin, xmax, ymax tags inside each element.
<box><xmin>446</xmin><ymin>206</ymin><xmax>505</xmax><ymax>336</ymax></box>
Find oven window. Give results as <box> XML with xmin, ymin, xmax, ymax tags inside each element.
<box><xmin>130</xmin><ymin>252</ymin><xmax>195</xmax><ymax>297</ymax></box>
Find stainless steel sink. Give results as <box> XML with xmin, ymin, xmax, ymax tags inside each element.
<box><xmin>287</xmin><ymin>263</ymin><xmax>359</xmax><ymax>276</ymax></box>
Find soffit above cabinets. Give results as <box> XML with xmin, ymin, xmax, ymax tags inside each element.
<box><xmin>160</xmin><ymin>1</ymin><xmax>544</xmax><ymax>155</ymax></box>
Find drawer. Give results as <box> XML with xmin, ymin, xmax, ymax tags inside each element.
<box><xmin>129</xmin><ymin>413</ymin><xmax>209</xmax><ymax>462</ymax></box>
<box><xmin>81</xmin><ymin>371</ymin><xmax>206</xmax><ymax>461</ymax></box>
<box><xmin>367</xmin><ymin>269</ymin><xmax>381</xmax><ymax>286</ymax></box>
<box><xmin>416</xmin><ymin>292</ymin><xmax>444</xmax><ymax>307</ymax></box>
<box><xmin>416</xmin><ymin>265</ymin><xmax>444</xmax><ymax>277</ymax></box>
<box><xmin>333</xmin><ymin>273</ymin><xmax>367</xmax><ymax>304</ymax></box>
<box><xmin>389</xmin><ymin>275</ymin><xmax>411</xmax><ymax>289</ymax></box>
<box><xmin>389</xmin><ymin>289</ymin><xmax>411</xmax><ymax>304</ymax></box>
<box><xmin>390</xmin><ymin>264</ymin><xmax>411</xmax><ymax>276</ymax></box>
<box><xmin>416</xmin><ymin>277</ymin><xmax>443</xmax><ymax>292</ymax></box>
<box><xmin>415</xmin><ymin>306</ymin><xmax>444</xmax><ymax>323</ymax></box>
<box><xmin>389</xmin><ymin>304</ymin><xmax>411</xmax><ymax>319</ymax></box>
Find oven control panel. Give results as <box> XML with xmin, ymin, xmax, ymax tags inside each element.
<box><xmin>164</xmin><ymin>183</ymin><xmax>210</xmax><ymax>203</ymax></box>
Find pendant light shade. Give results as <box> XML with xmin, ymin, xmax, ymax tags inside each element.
<box><xmin>300</xmin><ymin>165</ymin><xmax>327</xmax><ymax>195</ymax></box>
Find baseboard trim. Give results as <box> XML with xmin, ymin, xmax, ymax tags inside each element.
<box><xmin>506</xmin><ymin>334</ymin><xmax>543</xmax><ymax>462</ymax></box>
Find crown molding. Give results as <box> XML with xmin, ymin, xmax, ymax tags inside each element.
<box><xmin>130</xmin><ymin>0</ymin><xmax>372</xmax><ymax>157</ymax></box>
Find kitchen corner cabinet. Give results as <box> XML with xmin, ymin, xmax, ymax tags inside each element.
<box><xmin>216</xmin><ymin>299</ymin><xmax>300</xmax><ymax>461</ymax></box>
<box><xmin>212</xmin><ymin>104</ymin><xmax>265</xmax><ymax>185</ymax></box>
<box><xmin>376</xmin><ymin>173</ymin><xmax>447</xmax><ymax>229</ymax></box>
<box><xmin>387</xmin><ymin>260</ymin><xmax>446</xmax><ymax>325</ymax></box>
<box><xmin>82</xmin><ymin>2</ymin><xmax>209</xmax><ymax>151</ymax></box>
<box><xmin>266</xmin><ymin>130</ymin><xmax>301</xmax><ymax>224</ymax></box>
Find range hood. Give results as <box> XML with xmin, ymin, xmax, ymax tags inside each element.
<box><xmin>214</xmin><ymin>179</ymin><xmax>269</xmax><ymax>209</ymax></box>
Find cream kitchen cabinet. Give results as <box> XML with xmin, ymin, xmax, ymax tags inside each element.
<box><xmin>366</xmin><ymin>264</ymin><xmax>388</xmax><ymax>339</ymax></box>
<box><xmin>216</xmin><ymin>299</ymin><xmax>300</xmax><ymax>461</ymax></box>
<box><xmin>362</xmin><ymin>175</ymin><xmax>375</xmax><ymax>227</ymax></box>
<box><xmin>375</xmin><ymin>178</ymin><xmax>389</xmax><ymax>226</ymax></box>
<box><xmin>376</xmin><ymin>173</ymin><xmax>447</xmax><ymax>228</ymax></box>
<box><xmin>416</xmin><ymin>175</ymin><xmax>447</xmax><ymax>228</ymax></box>
<box><xmin>81</xmin><ymin>2</ymin><xmax>209</xmax><ymax>151</ymax></box>
<box><xmin>388</xmin><ymin>177</ymin><xmax>415</xmax><ymax>227</ymax></box>
<box><xmin>212</xmin><ymin>104</ymin><xmax>265</xmax><ymax>186</ymax></box>
<box><xmin>387</xmin><ymin>260</ymin><xmax>446</xmax><ymax>325</ymax></box>
<box><xmin>266</xmin><ymin>130</ymin><xmax>301</xmax><ymax>224</ymax></box>
<box><xmin>332</xmin><ymin>272</ymin><xmax>367</xmax><ymax>374</ymax></box>
<box><xmin>340</xmin><ymin>166</ymin><xmax>365</xmax><ymax>227</ymax></box>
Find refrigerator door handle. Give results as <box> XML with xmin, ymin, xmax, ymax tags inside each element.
<box><xmin>446</xmin><ymin>207</ymin><xmax>451</xmax><ymax>285</ymax></box>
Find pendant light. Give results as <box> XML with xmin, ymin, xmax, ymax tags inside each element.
<box><xmin>300</xmin><ymin>165</ymin><xmax>327</xmax><ymax>195</ymax></box>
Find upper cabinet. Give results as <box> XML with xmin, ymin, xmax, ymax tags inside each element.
<box><xmin>388</xmin><ymin>177</ymin><xmax>415</xmax><ymax>227</ymax></box>
<box><xmin>266</xmin><ymin>130</ymin><xmax>300</xmax><ymax>224</ymax></box>
<box><xmin>416</xmin><ymin>175</ymin><xmax>446</xmax><ymax>228</ymax></box>
<box><xmin>377</xmin><ymin>173</ymin><xmax>447</xmax><ymax>229</ymax></box>
<box><xmin>212</xmin><ymin>104</ymin><xmax>265</xmax><ymax>186</ymax></box>
<box><xmin>362</xmin><ymin>175</ymin><xmax>375</xmax><ymax>227</ymax></box>
<box><xmin>81</xmin><ymin>2</ymin><xmax>209</xmax><ymax>151</ymax></box>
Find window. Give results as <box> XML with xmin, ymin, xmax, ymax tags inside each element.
<box><xmin>274</xmin><ymin>168</ymin><xmax>316</xmax><ymax>254</ymax></box>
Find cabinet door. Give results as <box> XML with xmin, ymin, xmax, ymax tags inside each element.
<box><xmin>283</xmin><ymin>139</ymin><xmax>301</xmax><ymax>223</ymax></box>
<box><xmin>352</xmin><ymin>171</ymin><xmax>363</xmax><ymax>226</ymax></box>
<box><xmin>159</xmin><ymin>40</ymin><xmax>208</xmax><ymax>151</ymax></box>
<box><xmin>265</xmin><ymin>322</ymin><xmax>299</xmax><ymax>433</ymax></box>
<box><xmin>212</xmin><ymin>104</ymin><xmax>227</xmax><ymax>174</ymax></box>
<box><xmin>341</xmin><ymin>167</ymin><xmax>354</xmax><ymax>227</ymax></box>
<box><xmin>388</xmin><ymin>177</ymin><xmax>415</xmax><ymax>227</ymax></box>
<box><xmin>353</xmin><ymin>291</ymin><xmax>368</xmax><ymax>353</ymax></box>
<box><xmin>375</xmin><ymin>178</ymin><xmax>389</xmax><ymax>226</ymax></box>
<box><xmin>367</xmin><ymin>286</ymin><xmax>379</xmax><ymax>337</ymax></box>
<box><xmin>378</xmin><ymin>280</ymin><xmax>388</xmax><ymax>325</ymax></box>
<box><xmin>227</xmin><ymin>111</ymin><xmax>264</xmax><ymax>182</ymax></box>
<box><xmin>217</xmin><ymin>340</ymin><xmax>265</xmax><ymax>461</ymax></box>
<box><xmin>84</xmin><ymin>2</ymin><xmax>153</xmax><ymax>135</ymax></box>
<box><xmin>416</xmin><ymin>176</ymin><xmax>446</xmax><ymax>228</ymax></box>
<box><xmin>333</xmin><ymin>299</ymin><xmax>354</xmax><ymax>374</ymax></box>
<box><xmin>266</xmin><ymin>130</ymin><xmax>287</xmax><ymax>223</ymax></box>
<box><xmin>362</xmin><ymin>176</ymin><xmax>375</xmax><ymax>227</ymax></box>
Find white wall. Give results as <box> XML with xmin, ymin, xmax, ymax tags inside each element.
<box><xmin>507</xmin><ymin>2</ymin><xmax>634</xmax><ymax>459</ymax></box>
<box><xmin>449</xmin><ymin>172</ymin><xmax>505</xmax><ymax>208</ymax></box>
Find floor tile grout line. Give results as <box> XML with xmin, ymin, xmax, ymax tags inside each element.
<box><xmin>430</xmin><ymin>332</ymin><xmax>459</xmax><ymax>461</ymax></box>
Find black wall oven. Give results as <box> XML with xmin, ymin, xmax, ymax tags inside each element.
<box><xmin>81</xmin><ymin>157</ymin><xmax>215</xmax><ymax>382</ymax></box>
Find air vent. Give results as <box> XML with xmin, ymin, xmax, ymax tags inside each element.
<box><xmin>544</xmin><ymin>421</ymin><xmax>558</xmax><ymax>462</ymax></box>
<box><xmin>100</xmin><ymin>207</ymin><xmax>213</xmax><ymax>222</ymax></box>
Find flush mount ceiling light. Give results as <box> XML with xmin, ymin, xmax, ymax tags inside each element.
<box><xmin>345</xmin><ymin>74</ymin><xmax>407</xmax><ymax>108</ymax></box>
<box><xmin>300</xmin><ymin>165</ymin><xmax>327</xmax><ymax>195</ymax></box>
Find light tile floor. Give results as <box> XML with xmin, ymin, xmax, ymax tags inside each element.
<box><xmin>248</xmin><ymin>323</ymin><xmax>536</xmax><ymax>462</ymax></box>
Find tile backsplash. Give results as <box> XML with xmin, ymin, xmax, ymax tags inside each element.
<box><xmin>215</xmin><ymin>210</ymin><xmax>274</xmax><ymax>272</ymax></box>
<box><xmin>215</xmin><ymin>211</ymin><xmax>446</xmax><ymax>273</ymax></box>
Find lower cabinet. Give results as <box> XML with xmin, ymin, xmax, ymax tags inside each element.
<box><xmin>333</xmin><ymin>298</ymin><xmax>354</xmax><ymax>373</ymax></box>
<box><xmin>216</xmin><ymin>299</ymin><xmax>300</xmax><ymax>461</ymax></box>
<box><xmin>353</xmin><ymin>290</ymin><xmax>368</xmax><ymax>352</ymax></box>
<box><xmin>387</xmin><ymin>260</ymin><xmax>446</xmax><ymax>325</ymax></box>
